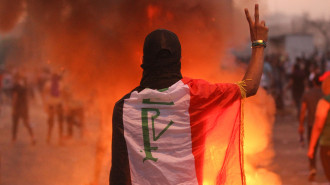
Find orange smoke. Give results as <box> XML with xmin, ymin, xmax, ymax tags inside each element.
<box><xmin>0</xmin><ymin>0</ymin><xmax>280</xmax><ymax>184</ymax></box>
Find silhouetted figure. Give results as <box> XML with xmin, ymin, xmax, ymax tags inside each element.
<box><xmin>109</xmin><ymin>4</ymin><xmax>268</xmax><ymax>184</ymax></box>
<box><xmin>43</xmin><ymin>73</ymin><xmax>64</xmax><ymax>144</ymax></box>
<box><xmin>299</xmin><ymin>74</ymin><xmax>323</xmax><ymax>181</ymax></box>
<box><xmin>288</xmin><ymin>63</ymin><xmax>306</xmax><ymax>116</ymax></box>
<box><xmin>63</xmin><ymin>88</ymin><xmax>85</xmax><ymax>139</ymax></box>
<box><xmin>12</xmin><ymin>73</ymin><xmax>36</xmax><ymax>145</ymax></box>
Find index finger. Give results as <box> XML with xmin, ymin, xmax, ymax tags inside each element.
<box><xmin>254</xmin><ymin>4</ymin><xmax>259</xmax><ymax>23</ymax></box>
<box><xmin>244</xmin><ymin>8</ymin><xmax>253</xmax><ymax>26</ymax></box>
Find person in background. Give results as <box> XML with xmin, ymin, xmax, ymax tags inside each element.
<box><xmin>62</xmin><ymin>86</ymin><xmax>85</xmax><ymax>140</ymax></box>
<box><xmin>43</xmin><ymin>72</ymin><xmax>64</xmax><ymax>145</ymax></box>
<box><xmin>12</xmin><ymin>72</ymin><xmax>36</xmax><ymax>145</ymax></box>
<box><xmin>260</xmin><ymin>55</ymin><xmax>272</xmax><ymax>93</ymax></box>
<box><xmin>287</xmin><ymin>62</ymin><xmax>306</xmax><ymax>116</ymax></box>
<box><xmin>299</xmin><ymin>74</ymin><xmax>323</xmax><ymax>181</ymax></box>
<box><xmin>2</xmin><ymin>69</ymin><xmax>13</xmax><ymax>105</ymax></box>
<box><xmin>308</xmin><ymin>72</ymin><xmax>330</xmax><ymax>182</ymax></box>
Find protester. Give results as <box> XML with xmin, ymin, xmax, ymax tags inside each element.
<box><xmin>62</xmin><ymin>86</ymin><xmax>85</xmax><ymax>139</ymax></box>
<box><xmin>287</xmin><ymin>62</ymin><xmax>306</xmax><ymax>116</ymax></box>
<box><xmin>43</xmin><ymin>72</ymin><xmax>64</xmax><ymax>144</ymax></box>
<box><xmin>11</xmin><ymin>72</ymin><xmax>36</xmax><ymax>145</ymax></box>
<box><xmin>110</xmin><ymin>4</ymin><xmax>268</xmax><ymax>184</ymax></box>
<box><xmin>308</xmin><ymin>72</ymin><xmax>330</xmax><ymax>182</ymax></box>
<box><xmin>299</xmin><ymin>74</ymin><xmax>323</xmax><ymax>181</ymax></box>
<box><xmin>2</xmin><ymin>70</ymin><xmax>13</xmax><ymax>105</ymax></box>
<box><xmin>272</xmin><ymin>56</ymin><xmax>285</xmax><ymax>109</ymax></box>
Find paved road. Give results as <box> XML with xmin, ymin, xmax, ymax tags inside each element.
<box><xmin>1</xmin><ymin>101</ymin><xmax>329</xmax><ymax>185</ymax></box>
<box><xmin>0</xmin><ymin>102</ymin><xmax>107</xmax><ymax>185</ymax></box>
<box><xmin>271</xmin><ymin>108</ymin><xmax>329</xmax><ymax>185</ymax></box>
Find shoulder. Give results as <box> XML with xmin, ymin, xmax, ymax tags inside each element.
<box><xmin>181</xmin><ymin>77</ymin><xmax>240</xmax><ymax>98</ymax></box>
<box><xmin>182</xmin><ymin>77</ymin><xmax>238</xmax><ymax>89</ymax></box>
<box><xmin>114</xmin><ymin>86</ymin><xmax>144</xmax><ymax>110</ymax></box>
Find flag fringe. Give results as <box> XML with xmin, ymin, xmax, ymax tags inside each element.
<box><xmin>235</xmin><ymin>80</ymin><xmax>249</xmax><ymax>185</ymax></box>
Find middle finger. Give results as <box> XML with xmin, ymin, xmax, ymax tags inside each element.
<box><xmin>254</xmin><ymin>4</ymin><xmax>259</xmax><ymax>23</ymax></box>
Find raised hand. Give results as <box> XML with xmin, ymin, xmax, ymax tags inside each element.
<box><xmin>245</xmin><ymin>4</ymin><xmax>268</xmax><ymax>42</ymax></box>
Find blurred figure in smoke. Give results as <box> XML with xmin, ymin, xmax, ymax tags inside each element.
<box><xmin>308</xmin><ymin>72</ymin><xmax>330</xmax><ymax>182</ymax></box>
<box><xmin>260</xmin><ymin>55</ymin><xmax>272</xmax><ymax>94</ymax></box>
<box><xmin>36</xmin><ymin>67</ymin><xmax>50</xmax><ymax>94</ymax></box>
<box><xmin>62</xmin><ymin>86</ymin><xmax>85</xmax><ymax>140</ymax></box>
<box><xmin>2</xmin><ymin>69</ymin><xmax>13</xmax><ymax>105</ymax></box>
<box><xmin>11</xmin><ymin>72</ymin><xmax>36</xmax><ymax>145</ymax></box>
<box><xmin>287</xmin><ymin>61</ymin><xmax>306</xmax><ymax>116</ymax></box>
<box><xmin>43</xmin><ymin>72</ymin><xmax>64</xmax><ymax>144</ymax></box>
<box><xmin>110</xmin><ymin>4</ymin><xmax>268</xmax><ymax>185</ymax></box>
<box><xmin>299</xmin><ymin>74</ymin><xmax>323</xmax><ymax>181</ymax></box>
<box><xmin>272</xmin><ymin>56</ymin><xmax>285</xmax><ymax>109</ymax></box>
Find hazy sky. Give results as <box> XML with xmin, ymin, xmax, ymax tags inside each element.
<box><xmin>266</xmin><ymin>0</ymin><xmax>330</xmax><ymax>19</ymax></box>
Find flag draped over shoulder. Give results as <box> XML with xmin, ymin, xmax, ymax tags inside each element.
<box><xmin>110</xmin><ymin>77</ymin><xmax>245</xmax><ymax>185</ymax></box>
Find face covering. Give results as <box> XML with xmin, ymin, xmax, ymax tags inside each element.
<box><xmin>140</xmin><ymin>29</ymin><xmax>183</xmax><ymax>89</ymax></box>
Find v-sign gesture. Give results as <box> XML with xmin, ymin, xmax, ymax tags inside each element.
<box><xmin>242</xmin><ymin>4</ymin><xmax>269</xmax><ymax>97</ymax></box>
<box><xmin>245</xmin><ymin>4</ymin><xmax>268</xmax><ymax>42</ymax></box>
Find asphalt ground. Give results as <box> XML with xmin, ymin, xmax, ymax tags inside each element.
<box><xmin>271</xmin><ymin>107</ymin><xmax>329</xmax><ymax>185</ymax></box>
<box><xmin>0</xmin><ymin>99</ymin><xmax>329</xmax><ymax>185</ymax></box>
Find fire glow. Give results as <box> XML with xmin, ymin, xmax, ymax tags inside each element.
<box><xmin>0</xmin><ymin>0</ymin><xmax>281</xmax><ymax>184</ymax></box>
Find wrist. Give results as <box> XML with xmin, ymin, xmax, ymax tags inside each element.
<box><xmin>251</xmin><ymin>40</ymin><xmax>267</xmax><ymax>48</ymax></box>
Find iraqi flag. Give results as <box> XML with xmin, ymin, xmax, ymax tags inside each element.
<box><xmin>110</xmin><ymin>77</ymin><xmax>246</xmax><ymax>185</ymax></box>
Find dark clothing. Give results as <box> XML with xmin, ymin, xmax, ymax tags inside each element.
<box><xmin>302</xmin><ymin>87</ymin><xmax>324</xmax><ymax>127</ymax></box>
<box><xmin>11</xmin><ymin>82</ymin><xmax>33</xmax><ymax>141</ymax></box>
<box><xmin>12</xmin><ymin>83</ymin><xmax>29</xmax><ymax>115</ymax></box>
<box><xmin>291</xmin><ymin>70</ymin><xmax>305</xmax><ymax>95</ymax></box>
<box><xmin>47</xmin><ymin>104</ymin><xmax>64</xmax><ymax>143</ymax></box>
<box><xmin>66</xmin><ymin>107</ymin><xmax>84</xmax><ymax>138</ymax></box>
<box><xmin>140</xmin><ymin>29</ymin><xmax>182</xmax><ymax>89</ymax></box>
<box><xmin>110</xmin><ymin>92</ymin><xmax>137</xmax><ymax>185</ymax></box>
<box><xmin>290</xmin><ymin>70</ymin><xmax>306</xmax><ymax>114</ymax></box>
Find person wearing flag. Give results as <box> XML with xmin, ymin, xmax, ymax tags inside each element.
<box><xmin>110</xmin><ymin>4</ymin><xmax>268</xmax><ymax>185</ymax></box>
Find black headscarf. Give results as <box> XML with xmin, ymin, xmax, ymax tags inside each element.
<box><xmin>140</xmin><ymin>29</ymin><xmax>183</xmax><ymax>89</ymax></box>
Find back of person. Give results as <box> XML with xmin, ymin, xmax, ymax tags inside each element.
<box><xmin>291</xmin><ymin>69</ymin><xmax>305</xmax><ymax>94</ymax></box>
<box><xmin>111</xmin><ymin>77</ymin><xmax>244</xmax><ymax>185</ymax></box>
<box><xmin>12</xmin><ymin>76</ymin><xmax>29</xmax><ymax>110</ymax></box>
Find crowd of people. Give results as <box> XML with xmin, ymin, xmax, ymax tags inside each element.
<box><xmin>261</xmin><ymin>51</ymin><xmax>330</xmax><ymax>111</ymax></box>
<box><xmin>0</xmin><ymin>67</ymin><xmax>85</xmax><ymax>145</ymax></box>
<box><xmin>260</xmin><ymin>50</ymin><xmax>330</xmax><ymax>182</ymax></box>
